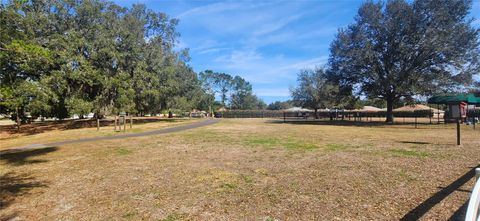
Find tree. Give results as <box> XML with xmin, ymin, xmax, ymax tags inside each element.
<box><xmin>291</xmin><ymin>68</ymin><xmax>340</xmax><ymax>118</ymax></box>
<box><xmin>328</xmin><ymin>0</ymin><xmax>479</xmax><ymax>123</ymax></box>
<box><xmin>267</xmin><ymin>100</ymin><xmax>294</xmax><ymax>110</ymax></box>
<box><xmin>0</xmin><ymin>0</ymin><xmax>202</xmax><ymax>120</ymax></box>
<box><xmin>230</xmin><ymin>76</ymin><xmax>266</xmax><ymax>110</ymax></box>
<box><xmin>199</xmin><ymin>70</ymin><xmax>233</xmax><ymax>107</ymax></box>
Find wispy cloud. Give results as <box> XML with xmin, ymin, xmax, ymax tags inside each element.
<box><xmin>176</xmin><ymin>1</ymin><xmax>241</xmax><ymax>19</ymax></box>
<box><xmin>169</xmin><ymin>0</ymin><xmax>361</xmax><ymax>102</ymax></box>
<box><xmin>115</xmin><ymin>0</ymin><xmax>478</xmax><ymax>103</ymax></box>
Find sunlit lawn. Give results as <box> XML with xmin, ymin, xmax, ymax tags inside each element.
<box><xmin>0</xmin><ymin>118</ymin><xmax>200</xmax><ymax>150</ymax></box>
<box><xmin>1</xmin><ymin>118</ymin><xmax>479</xmax><ymax>220</ymax></box>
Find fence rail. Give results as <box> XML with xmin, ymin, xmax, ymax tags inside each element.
<box><xmin>466</xmin><ymin>168</ymin><xmax>480</xmax><ymax>221</ymax></box>
<box><xmin>216</xmin><ymin>109</ymin><xmax>480</xmax><ymax>119</ymax></box>
<box><xmin>216</xmin><ymin>110</ymin><xmax>435</xmax><ymax>118</ymax></box>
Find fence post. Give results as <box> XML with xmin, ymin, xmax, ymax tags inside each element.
<box><xmin>130</xmin><ymin>115</ymin><xmax>133</xmax><ymax>129</ymax></box>
<box><xmin>457</xmin><ymin>119</ymin><xmax>461</xmax><ymax>145</ymax></box>
<box><xmin>473</xmin><ymin>116</ymin><xmax>476</xmax><ymax>130</ymax></box>
<box><xmin>97</xmin><ymin>118</ymin><xmax>100</xmax><ymax>131</ymax></box>
<box><xmin>283</xmin><ymin>112</ymin><xmax>286</xmax><ymax>123</ymax></box>
<box><xmin>15</xmin><ymin>106</ymin><xmax>20</xmax><ymax>132</ymax></box>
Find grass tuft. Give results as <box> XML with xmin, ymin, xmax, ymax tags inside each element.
<box><xmin>247</xmin><ymin>137</ymin><xmax>280</xmax><ymax>147</ymax></box>
<box><xmin>325</xmin><ymin>143</ymin><xmax>350</xmax><ymax>151</ymax></box>
<box><xmin>122</xmin><ymin>211</ymin><xmax>137</xmax><ymax>219</ymax></box>
<box><xmin>246</xmin><ymin>137</ymin><xmax>318</xmax><ymax>151</ymax></box>
<box><xmin>284</xmin><ymin>141</ymin><xmax>318</xmax><ymax>150</ymax></box>
<box><xmin>389</xmin><ymin>149</ymin><xmax>430</xmax><ymax>158</ymax></box>
<box><xmin>116</xmin><ymin>148</ymin><xmax>133</xmax><ymax>155</ymax></box>
<box><xmin>161</xmin><ymin>213</ymin><xmax>179</xmax><ymax>221</ymax></box>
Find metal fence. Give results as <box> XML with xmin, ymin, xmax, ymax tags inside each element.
<box><xmin>216</xmin><ymin>110</ymin><xmax>434</xmax><ymax>119</ymax></box>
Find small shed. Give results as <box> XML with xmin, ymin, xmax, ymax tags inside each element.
<box><xmin>428</xmin><ymin>94</ymin><xmax>480</xmax><ymax>119</ymax></box>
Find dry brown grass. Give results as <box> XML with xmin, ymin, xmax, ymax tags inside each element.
<box><xmin>1</xmin><ymin>118</ymin><xmax>479</xmax><ymax>220</ymax></box>
<box><xmin>0</xmin><ymin>118</ymin><xmax>200</xmax><ymax>150</ymax></box>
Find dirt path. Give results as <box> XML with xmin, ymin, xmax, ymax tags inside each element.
<box><xmin>0</xmin><ymin>119</ymin><xmax>220</xmax><ymax>154</ymax></box>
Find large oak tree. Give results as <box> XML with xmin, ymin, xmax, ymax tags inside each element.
<box><xmin>328</xmin><ymin>0</ymin><xmax>479</xmax><ymax>123</ymax></box>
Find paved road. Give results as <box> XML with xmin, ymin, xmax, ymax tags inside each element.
<box><xmin>0</xmin><ymin>119</ymin><xmax>220</xmax><ymax>154</ymax></box>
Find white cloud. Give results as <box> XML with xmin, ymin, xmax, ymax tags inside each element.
<box><xmin>173</xmin><ymin>0</ymin><xmax>355</xmax><ymax>100</ymax></box>
<box><xmin>207</xmin><ymin>47</ymin><xmax>328</xmax><ymax>85</ymax></box>
<box><xmin>197</xmin><ymin>47</ymin><xmax>230</xmax><ymax>55</ymax></box>
<box><xmin>252</xmin><ymin>13</ymin><xmax>305</xmax><ymax>36</ymax></box>
<box><xmin>176</xmin><ymin>1</ymin><xmax>242</xmax><ymax>19</ymax></box>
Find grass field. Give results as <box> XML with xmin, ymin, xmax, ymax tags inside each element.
<box><xmin>0</xmin><ymin>118</ymin><xmax>200</xmax><ymax>150</ymax></box>
<box><xmin>1</xmin><ymin>118</ymin><xmax>479</xmax><ymax>220</ymax></box>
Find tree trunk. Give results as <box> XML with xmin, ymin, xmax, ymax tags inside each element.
<box><xmin>314</xmin><ymin>108</ymin><xmax>318</xmax><ymax>119</ymax></box>
<box><xmin>16</xmin><ymin>106</ymin><xmax>20</xmax><ymax>131</ymax></box>
<box><xmin>386</xmin><ymin>96</ymin><xmax>394</xmax><ymax>124</ymax></box>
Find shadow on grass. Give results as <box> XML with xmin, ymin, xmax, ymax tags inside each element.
<box><xmin>400</xmin><ymin>165</ymin><xmax>479</xmax><ymax>220</ymax></box>
<box><xmin>0</xmin><ymin>172</ymin><xmax>47</xmax><ymax>210</ymax></box>
<box><xmin>448</xmin><ymin>199</ymin><xmax>469</xmax><ymax>221</ymax></box>
<box><xmin>0</xmin><ymin>213</ymin><xmax>18</xmax><ymax>221</ymax></box>
<box><xmin>0</xmin><ymin>118</ymin><xmax>189</xmax><ymax>138</ymax></box>
<box><xmin>399</xmin><ymin>141</ymin><xmax>431</xmax><ymax>145</ymax></box>
<box><xmin>0</xmin><ymin>146</ymin><xmax>58</xmax><ymax>165</ymax></box>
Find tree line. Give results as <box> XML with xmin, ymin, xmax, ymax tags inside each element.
<box><xmin>292</xmin><ymin>0</ymin><xmax>479</xmax><ymax>123</ymax></box>
<box><xmin>199</xmin><ymin>70</ymin><xmax>266</xmax><ymax>110</ymax></box>
<box><xmin>0</xmin><ymin>0</ymin><xmax>264</xmax><ymax>123</ymax></box>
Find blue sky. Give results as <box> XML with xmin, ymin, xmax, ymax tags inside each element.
<box><xmin>114</xmin><ymin>0</ymin><xmax>480</xmax><ymax>104</ymax></box>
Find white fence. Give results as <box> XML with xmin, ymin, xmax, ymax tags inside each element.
<box><xmin>466</xmin><ymin>168</ymin><xmax>480</xmax><ymax>221</ymax></box>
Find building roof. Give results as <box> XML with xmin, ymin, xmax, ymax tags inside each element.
<box><xmin>394</xmin><ymin>104</ymin><xmax>444</xmax><ymax>113</ymax></box>
<box><xmin>361</xmin><ymin>106</ymin><xmax>382</xmax><ymax>111</ymax></box>
<box><xmin>428</xmin><ymin>94</ymin><xmax>480</xmax><ymax>104</ymax></box>
<box><xmin>284</xmin><ymin>107</ymin><xmax>313</xmax><ymax>112</ymax></box>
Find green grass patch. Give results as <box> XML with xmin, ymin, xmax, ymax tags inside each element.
<box><xmin>390</xmin><ymin>149</ymin><xmax>430</xmax><ymax>158</ymax></box>
<box><xmin>398</xmin><ymin>170</ymin><xmax>417</xmax><ymax>182</ymax></box>
<box><xmin>247</xmin><ymin>137</ymin><xmax>280</xmax><ymax>147</ymax></box>
<box><xmin>219</xmin><ymin>183</ymin><xmax>237</xmax><ymax>190</ymax></box>
<box><xmin>241</xmin><ymin>174</ymin><xmax>254</xmax><ymax>183</ymax></box>
<box><xmin>325</xmin><ymin>143</ymin><xmax>350</xmax><ymax>151</ymax></box>
<box><xmin>283</xmin><ymin>141</ymin><xmax>318</xmax><ymax>150</ymax></box>
<box><xmin>265</xmin><ymin>216</ymin><xmax>276</xmax><ymax>221</ymax></box>
<box><xmin>116</xmin><ymin>148</ymin><xmax>133</xmax><ymax>155</ymax></box>
<box><xmin>246</xmin><ymin>137</ymin><xmax>318</xmax><ymax>151</ymax></box>
<box><xmin>122</xmin><ymin>211</ymin><xmax>137</xmax><ymax>219</ymax></box>
<box><xmin>161</xmin><ymin>213</ymin><xmax>180</xmax><ymax>221</ymax></box>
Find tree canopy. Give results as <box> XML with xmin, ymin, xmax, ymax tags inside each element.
<box><xmin>291</xmin><ymin>68</ymin><xmax>341</xmax><ymax>118</ymax></box>
<box><xmin>327</xmin><ymin>0</ymin><xmax>479</xmax><ymax>123</ymax></box>
<box><xmin>0</xmin><ymin>0</ymin><xmax>207</xmax><ymax>120</ymax></box>
<box><xmin>199</xmin><ymin>70</ymin><xmax>265</xmax><ymax>110</ymax></box>
<box><xmin>267</xmin><ymin>100</ymin><xmax>294</xmax><ymax>110</ymax></box>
